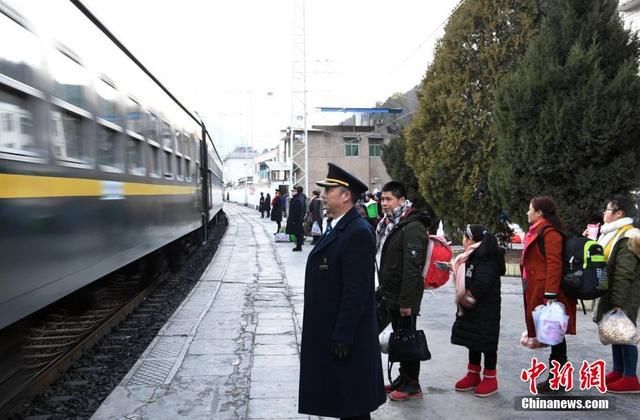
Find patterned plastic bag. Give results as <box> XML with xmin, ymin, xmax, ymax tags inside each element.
<box><xmin>532</xmin><ymin>301</ymin><xmax>569</xmax><ymax>346</ymax></box>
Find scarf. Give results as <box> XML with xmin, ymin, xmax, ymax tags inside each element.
<box><xmin>375</xmin><ymin>199</ymin><xmax>413</xmax><ymax>253</ymax></box>
<box><xmin>450</xmin><ymin>242</ymin><xmax>481</xmax><ymax>316</ymax></box>
<box><xmin>598</xmin><ymin>217</ymin><xmax>635</xmax><ymax>259</ymax></box>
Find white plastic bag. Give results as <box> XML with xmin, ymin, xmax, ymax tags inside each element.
<box><xmin>532</xmin><ymin>301</ymin><xmax>569</xmax><ymax>346</ymax></box>
<box><xmin>311</xmin><ymin>221</ymin><xmax>322</xmax><ymax>236</ymax></box>
<box><xmin>598</xmin><ymin>309</ymin><xmax>640</xmax><ymax>345</ymax></box>
<box><xmin>379</xmin><ymin>328</ymin><xmax>392</xmax><ymax>354</ymax></box>
<box><xmin>274</xmin><ymin>232</ymin><xmax>289</xmax><ymax>242</ymax></box>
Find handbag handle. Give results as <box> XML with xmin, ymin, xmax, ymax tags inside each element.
<box><xmin>398</xmin><ymin>315</ymin><xmax>415</xmax><ymax>332</ymax></box>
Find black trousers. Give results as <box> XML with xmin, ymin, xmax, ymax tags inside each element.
<box><xmin>550</xmin><ymin>339</ymin><xmax>567</xmax><ymax>363</ymax></box>
<box><xmin>469</xmin><ymin>350</ymin><xmax>497</xmax><ymax>370</ymax></box>
<box><xmin>389</xmin><ymin>310</ymin><xmax>420</xmax><ymax>381</ymax></box>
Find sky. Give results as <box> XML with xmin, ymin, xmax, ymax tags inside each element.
<box><xmin>21</xmin><ymin>0</ymin><xmax>462</xmax><ymax>157</ymax></box>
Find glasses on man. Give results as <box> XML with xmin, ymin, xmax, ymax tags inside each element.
<box><xmin>604</xmin><ymin>207</ymin><xmax>618</xmax><ymax>213</ymax></box>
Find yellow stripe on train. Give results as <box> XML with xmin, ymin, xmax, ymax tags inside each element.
<box><xmin>0</xmin><ymin>174</ymin><xmax>196</xmax><ymax>199</ymax></box>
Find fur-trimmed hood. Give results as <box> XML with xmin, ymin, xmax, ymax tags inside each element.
<box><xmin>625</xmin><ymin>227</ymin><xmax>640</xmax><ymax>258</ymax></box>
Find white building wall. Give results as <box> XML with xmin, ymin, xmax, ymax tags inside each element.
<box><xmin>223</xmin><ymin>158</ymin><xmax>253</xmax><ymax>186</ymax></box>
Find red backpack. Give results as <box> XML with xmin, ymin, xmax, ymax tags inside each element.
<box><xmin>422</xmin><ymin>235</ymin><xmax>453</xmax><ymax>289</ymax></box>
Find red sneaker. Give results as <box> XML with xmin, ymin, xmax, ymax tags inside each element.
<box><xmin>608</xmin><ymin>376</ymin><xmax>640</xmax><ymax>393</ymax></box>
<box><xmin>475</xmin><ymin>369</ymin><xmax>498</xmax><ymax>398</ymax></box>
<box><xmin>384</xmin><ymin>376</ymin><xmax>404</xmax><ymax>394</ymax></box>
<box><xmin>455</xmin><ymin>363</ymin><xmax>481</xmax><ymax>391</ymax></box>
<box><xmin>389</xmin><ymin>381</ymin><xmax>423</xmax><ymax>401</ymax></box>
<box><xmin>605</xmin><ymin>370</ymin><xmax>623</xmax><ymax>386</ymax></box>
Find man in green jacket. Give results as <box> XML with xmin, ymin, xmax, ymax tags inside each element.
<box><xmin>376</xmin><ymin>181</ymin><xmax>431</xmax><ymax>401</ymax></box>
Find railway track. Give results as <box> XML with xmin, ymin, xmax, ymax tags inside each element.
<box><xmin>0</xmin><ymin>270</ymin><xmax>168</xmax><ymax>418</ymax></box>
<box><xmin>0</xmin><ymin>225</ymin><xmax>215</xmax><ymax>418</ymax></box>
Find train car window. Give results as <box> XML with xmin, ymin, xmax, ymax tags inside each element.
<box><xmin>159</xmin><ymin>119</ymin><xmax>172</xmax><ymax>150</ymax></box>
<box><xmin>164</xmin><ymin>150</ymin><xmax>173</xmax><ymax>178</ymax></box>
<box><xmin>185</xmin><ymin>158</ymin><xmax>191</xmax><ymax>183</ymax></box>
<box><xmin>149</xmin><ymin>144</ymin><xmax>160</xmax><ymax>177</ymax></box>
<box><xmin>0</xmin><ymin>12</ymin><xmax>40</xmax><ymax>86</ymax></box>
<box><xmin>0</xmin><ymin>89</ymin><xmax>43</xmax><ymax>157</ymax></box>
<box><xmin>125</xmin><ymin>97</ymin><xmax>144</xmax><ymax>135</ymax></box>
<box><xmin>50</xmin><ymin>50</ymin><xmax>89</xmax><ymax>111</ymax></box>
<box><xmin>96</xmin><ymin>79</ymin><xmax>122</xmax><ymax>126</ymax></box>
<box><xmin>145</xmin><ymin>111</ymin><xmax>158</xmax><ymax>142</ymax></box>
<box><xmin>196</xmin><ymin>162</ymin><xmax>200</xmax><ymax>185</ymax></box>
<box><xmin>126</xmin><ymin>136</ymin><xmax>145</xmax><ymax>176</ymax></box>
<box><xmin>97</xmin><ymin>126</ymin><xmax>123</xmax><ymax>172</ymax></box>
<box><xmin>51</xmin><ymin>109</ymin><xmax>91</xmax><ymax>164</ymax></box>
<box><xmin>176</xmin><ymin>156</ymin><xmax>183</xmax><ymax>181</ymax></box>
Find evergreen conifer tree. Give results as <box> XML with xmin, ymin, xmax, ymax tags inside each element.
<box><xmin>491</xmin><ymin>0</ymin><xmax>640</xmax><ymax>231</ymax></box>
<box><xmin>406</xmin><ymin>0</ymin><xmax>539</xmax><ymax>232</ymax></box>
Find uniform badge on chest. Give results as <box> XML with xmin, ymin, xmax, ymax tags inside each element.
<box><xmin>319</xmin><ymin>257</ymin><xmax>329</xmax><ymax>271</ymax></box>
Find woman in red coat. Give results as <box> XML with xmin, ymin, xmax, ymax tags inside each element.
<box><xmin>521</xmin><ymin>196</ymin><xmax>576</xmax><ymax>393</ymax></box>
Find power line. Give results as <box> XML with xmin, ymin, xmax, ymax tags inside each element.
<box><xmin>374</xmin><ymin>0</ymin><xmax>465</xmax><ymax>87</ymax></box>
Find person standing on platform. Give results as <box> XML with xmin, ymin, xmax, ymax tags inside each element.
<box><xmin>376</xmin><ymin>181</ymin><xmax>430</xmax><ymax>401</ymax></box>
<box><xmin>309</xmin><ymin>190</ymin><xmax>323</xmax><ymax>245</ymax></box>
<box><xmin>281</xmin><ymin>190</ymin><xmax>287</xmax><ymax>218</ymax></box>
<box><xmin>265</xmin><ymin>192</ymin><xmax>271</xmax><ymax>218</ymax></box>
<box><xmin>270</xmin><ymin>190</ymin><xmax>282</xmax><ymax>233</ymax></box>
<box><xmin>287</xmin><ymin>186</ymin><xmax>306</xmax><ymax>252</ymax></box>
<box><xmin>594</xmin><ymin>196</ymin><xmax>640</xmax><ymax>393</ymax></box>
<box><xmin>259</xmin><ymin>192</ymin><xmax>266</xmax><ymax>218</ymax></box>
<box><xmin>521</xmin><ymin>196</ymin><xmax>576</xmax><ymax>394</ymax></box>
<box><xmin>299</xmin><ymin>163</ymin><xmax>385</xmax><ymax>420</ymax></box>
<box><xmin>450</xmin><ymin>225</ymin><xmax>504</xmax><ymax>398</ymax></box>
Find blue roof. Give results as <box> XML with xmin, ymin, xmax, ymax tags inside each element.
<box><xmin>318</xmin><ymin>107</ymin><xmax>403</xmax><ymax>114</ymax></box>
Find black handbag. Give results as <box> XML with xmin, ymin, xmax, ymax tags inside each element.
<box><xmin>387</xmin><ymin>316</ymin><xmax>431</xmax><ymax>382</ymax></box>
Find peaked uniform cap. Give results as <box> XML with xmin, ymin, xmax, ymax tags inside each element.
<box><xmin>316</xmin><ymin>162</ymin><xmax>368</xmax><ymax>195</ymax></box>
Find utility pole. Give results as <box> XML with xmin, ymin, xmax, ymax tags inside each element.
<box><xmin>291</xmin><ymin>0</ymin><xmax>308</xmax><ymax>194</ymax></box>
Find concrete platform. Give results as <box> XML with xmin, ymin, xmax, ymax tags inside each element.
<box><xmin>92</xmin><ymin>203</ymin><xmax>638</xmax><ymax>419</ymax></box>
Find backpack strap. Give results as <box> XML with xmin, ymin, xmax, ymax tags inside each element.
<box><xmin>536</xmin><ymin>225</ymin><xmax>553</xmax><ymax>257</ymax></box>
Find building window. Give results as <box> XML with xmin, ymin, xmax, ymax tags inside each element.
<box><xmin>369</xmin><ymin>138</ymin><xmax>383</xmax><ymax>157</ymax></box>
<box><xmin>344</xmin><ymin>137</ymin><xmax>359</xmax><ymax>157</ymax></box>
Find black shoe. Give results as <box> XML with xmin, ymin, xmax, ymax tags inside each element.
<box><xmin>292</xmin><ymin>246</ymin><xmax>302</xmax><ymax>252</ymax></box>
<box><xmin>536</xmin><ymin>378</ymin><xmax>566</xmax><ymax>394</ymax></box>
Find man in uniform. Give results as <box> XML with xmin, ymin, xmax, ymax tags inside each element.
<box><xmin>298</xmin><ymin>163</ymin><xmax>385</xmax><ymax>420</ymax></box>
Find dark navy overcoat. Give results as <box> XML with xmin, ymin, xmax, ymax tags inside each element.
<box><xmin>298</xmin><ymin>207</ymin><xmax>385</xmax><ymax>418</ymax></box>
